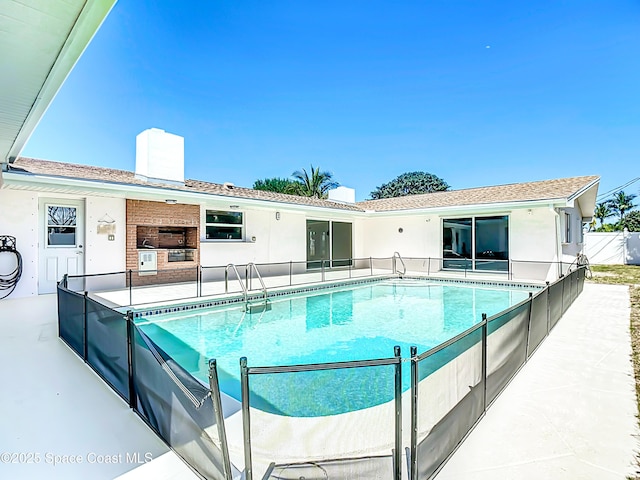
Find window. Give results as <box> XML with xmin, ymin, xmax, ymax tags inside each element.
<box><xmin>47</xmin><ymin>205</ymin><xmax>77</xmax><ymax>246</ymax></box>
<box><xmin>564</xmin><ymin>212</ymin><xmax>571</xmax><ymax>243</ymax></box>
<box><xmin>442</xmin><ymin>215</ymin><xmax>509</xmax><ymax>272</ymax></box>
<box><xmin>205</xmin><ymin>210</ymin><xmax>243</xmax><ymax>240</ymax></box>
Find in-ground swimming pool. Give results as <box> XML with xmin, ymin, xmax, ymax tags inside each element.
<box><xmin>136</xmin><ymin>278</ymin><xmax>534</xmax><ymax>416</ymax></box>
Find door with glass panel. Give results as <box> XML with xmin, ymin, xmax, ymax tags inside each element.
<box><xmin>442</xmin><ymin>215</ymin><xmax>509</xmax><ymax>272</ymax></box>
<box><xmin>474</xmin><ymin>216</ymin><xmax>509</xmax><ymax>271</ymax></box>
<box><xmin>39</xmin><ymin>199</ymin><xmax>85</xmax><ymax>293</ymax></box>
<box><xmin>331</xmin><ymin>221</ymin><xmax>352</xmax><ymax>267</ymax></box>
<box><xmin>306</xmin><ymin>220</ymin><xmax>353</xmax><ymax>269</ymax></box>
<box><xmin>306</xmin><ymin>220</ymin><xmax>330</xmax><ymax>269</ymax></box>
<box><xmin>442</xmin><ymin>218</ymin><xmax>472</xmax><ymax>270</ymax></box>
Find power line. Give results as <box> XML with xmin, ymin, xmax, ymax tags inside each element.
<box><xmin>596</xmin><ymin>177</ymin><xmax>640</xmax><ymax>202</ymax></box>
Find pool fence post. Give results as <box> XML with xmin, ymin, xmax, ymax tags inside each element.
<box><xmin>321</xmin><ymin>260</ymin><xmax>325</xmax><ymax>282</ymax></box>
<box><xmin>394</xmin><ymin>345</ymin><xmax>402</xmax><ymax>480</ymax></box>
<box><xmin>481</xmin><ymin>313</ymin><xmax>488</xmax><ymax>411</ymax></box>
<box><xmin>83</xmin><ymin>291</ymin><xmax>88</xmax><ymax>361</ymax></box>
<box><xmin>128</xmin><ymin>269</ymin><xmax>133</xmax><ymax>306</ymax></box>
<box><xmin>410</xmin><ymin>346</ymin><xmax>418</xmax><ymax>480</ymax></box>
<box><xmin>427</xmin><ymin>257</ymin><xmax>431</xmax><ymax>276</ymax></box>
<box><xmin>240</xmin><ymin>357</ymin><xmax>253</xmax><ymax>480</ymax></box>
<box><xmin>197</xmin><ymin>265</ymin><xmax>201</xmax><ymax>297</ymax></box>
<box><xmin>545</xmin><ymin>281</ymin><xmax>550</xmax><ymax>336</ymax></box>
<box><xmin>209</xmin><ymin>359</ymin><xmax>233</xmax><ymax>480</ymax></box>
<box><xmin>525</xmin><ymin>292</ymin><xmax>533</xmax><ymax>358</ymax></box>
<box><xmin>126</xmin><ymin>310</ymin><xmax>136</xmax><ymax>409</ymax></box>
<box><xmin>370</xmin><ymin>257</ymin><xmax>373</xmax><ymax>276</ymax></box>
<box><xmin>289</xmin><ymin>261</ymin><xmax>292</xmax><ymax>286</ymax></box>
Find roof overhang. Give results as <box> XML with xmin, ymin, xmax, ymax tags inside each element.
<box><xmin>0</xmin><ymin>171</ymin><xmax>366</xmax><ymax>217</ymax></box>
<box><xmin>568</xmin><ymin>177</ymin><xmax>599</xmax><ymax>217</ymax></box>
<box><xmin>3</xmin><ymin>170</ymin><xmax>600</xmax><ymax>222</ymax></box>
<box><xmin>0</xmin><ymin>0</ymin><xmax>117</xmax><ymax>165</ymax></box>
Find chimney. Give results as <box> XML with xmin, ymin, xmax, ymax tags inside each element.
<box><xmin>135</xmin><ymin>128</ymin><xmax>184</xmax><ymax>184</ymax></box>
<box><xmin>328</xmin><ymin>186</ymin><xmax>356</xmax><ymax>204</ymax></box>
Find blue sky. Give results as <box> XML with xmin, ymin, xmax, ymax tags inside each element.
<box><xmin>22</xmin><ymin>1</ymin><xmax>640</xmax><ymax>202</ymax></box>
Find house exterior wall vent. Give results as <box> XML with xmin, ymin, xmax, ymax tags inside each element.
<box><xmin>135</xmin><ymin>128</ymin><xmax>184</xmax><ymax>185</ymax></box>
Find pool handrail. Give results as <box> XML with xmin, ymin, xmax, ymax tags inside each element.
<box><xmin>245</xmin><ymin>262</ymin><xmax>268</xmax><ymax>306</ymax></box>
<box><xmin>225</xmin><ymin>263</ymin><xmax>247</xmax><ymax>305</ymax></box>
<box><xmin>392</xmin><ymin>252</ymin><xmax>406</xmax><ymax>275</ymax></box>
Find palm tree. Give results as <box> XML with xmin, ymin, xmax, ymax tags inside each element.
<box><xmin>287</xmin><ymin>165</ymin><xmax>339</xmax><ymax>199</ymax></box>
<box><xmin>593</xmin><ymin>201</ymin><xmax>613</xmax><ymax>229</ymax></box>
<box><xmin>609</xmin><ymin>191</ymin><xmax>637</xmax><ymax>222</ymax></box>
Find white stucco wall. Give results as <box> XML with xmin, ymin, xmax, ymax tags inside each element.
<box><xmin>0</xmin><ymin>190</ymin><xmax>38</xmax><ymax>298</ymax></box>
<box><xmin>0</xmin><ymin>182</ymin><xmax>581</xmax><ymax>296</ymax></box>
<box><xmin>200</xmin><ymin>207</ymin><xmax>308</xmax><ymax>266</ymax></box>
<box><xmin>199</xmin><ymin>205</ymin><xmax>363</xmax><ymax>267</ymax></box>
<box><xmin>559</xmin><ymin>206</ymin><xmax>584</xmax><ymax>259</ymax></box>
<box><xmin>509</xmin><ymin>207</ymin><xmax>559</xmax><ymax>281</ymax></box>
<box><xmin>85</xmin><ymin>197</ymin><xmax>126</xmax><ymax>274</ymax></box>
<box><xmin>360</xmin><ymin>214</ymin><xmax>440</xmax><ymax>258</ymax></box>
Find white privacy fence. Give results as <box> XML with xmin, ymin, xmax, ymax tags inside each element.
<box><xmin>583</xmin><ymin>232</ymin><xmax>640</xmax><ymax>265</ymax></box>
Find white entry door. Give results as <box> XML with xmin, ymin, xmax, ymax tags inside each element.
<box><xmin>39</xmin><ymin>199</ymin><xmax>85</xmax><ymax>294</ymax></box>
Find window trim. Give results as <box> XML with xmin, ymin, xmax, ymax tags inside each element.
<box><xmin>563</xmin><ymin>212</ymin><xmax>571</xmax><ymax>244</ymax></box>
<box><xmin>204</xmin><ymin>209</ymin><xmax>245</xmax><ymax>242</ymax></box>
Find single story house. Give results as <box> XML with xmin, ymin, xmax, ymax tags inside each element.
<box><xmin>0</xmin><ymin>129</ymin><xmax>598</xmax><ymax>298</ymax></box>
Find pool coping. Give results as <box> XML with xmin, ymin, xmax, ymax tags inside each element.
<box><xmin>131</xmin><ymin>274</ymin><xmax>543</xmax><ymax>318</ymax></box>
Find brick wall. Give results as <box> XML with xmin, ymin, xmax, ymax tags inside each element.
<box><xmin>126</xmin><ymin>200</ymin><xmax>200</xmax><ymax>286</ymax></box>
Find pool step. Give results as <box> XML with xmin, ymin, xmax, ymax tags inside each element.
<box><xmin>246</xmin><ymin>301</ymin><xmax>271</xmax><ymax>314</ymax></box>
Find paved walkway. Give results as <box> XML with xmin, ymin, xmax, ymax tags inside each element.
<box><xmin>437</xmin><ymin>283</ymin><xmax>638</xmax><ymax>479</ymax></box>
<box><xmin>0</xmin><ymin>294</ymin><xmax>198</xmax><ymax>480</ymax></box>
<box><xmin>0</xmin><ymin>283</ymin><xmax>637</xmax><ymax>479</ymax></box>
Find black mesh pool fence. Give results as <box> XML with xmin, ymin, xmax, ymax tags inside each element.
<box><xmin>132</xmin><ymin>327</ymin><xmax>234</xmax><ymax>480</ymax></box>
<box><xmin>409</xmin><ymin>267</ymin><xmax>586</xmax><ymax>479</ymax></box>
<box><xmin>56</xmin><ymin>281</ymin><xmax>236</xmax><ymax>480</ymax></box>
<box><xmin>527</xmin><ymin>289</ymin><xmax>550</xmax><ymax>357</ymax></box>
<box><xmin>486</xmin><ymin>298</ymin><xmax>531</xmax><ymax>405</ymax></box>
<box><xmin>240</xmin><ymin>351</ymin><xmax>403</xmax><ymax>480</ymax></box>
<box><xmin>85</xmin><ymin>295</ymin><xmax>130</xmax><ymax>401</ymax></box>
<box><xmin>57</xmin><ymin>266</ymin><xmax>588</xmax><ymax>480</ymax></box>
<box><xmin>410</xmin><ymin>323</ymin><xmax>485</xmax><ymax>480</ymax></box>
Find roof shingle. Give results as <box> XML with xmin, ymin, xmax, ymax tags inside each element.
<box><xmin>10</xmin><ymin>157</ymin><xmax>598</xmax><ymax>213</ymax></box>
<box><xmin>358</xmin><ymin>176</ymin><xmax>599</xmax><ymax>212</ymax></box>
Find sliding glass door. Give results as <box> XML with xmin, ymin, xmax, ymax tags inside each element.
<box><xmin>443</xmin><ymin>218</ymin><xmax>472</xmax><ymax>270</ymax></box>
<box><xmin>475</xmin><ymin>216</ymin><xmax>509</xmax><ymax>271</ymax></box>
<box><xmin>443</xmin><ymin>215</ymin><xmax>509</xmax><ymax>272</ymax></box>
<box><xmin>307</xmin><ymin>220</ymin><xmax>330</xmax><ymax>269</ymax></box>
<box><xmin>306</xmin><ymin>220</ymin><xmax>353</xmax><ymax>269</ymax></box>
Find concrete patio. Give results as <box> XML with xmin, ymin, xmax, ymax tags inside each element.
<box><xmin>0</xmin><ymin>282</ymin><xmax>637</xmax><ymax>479</ymax></box>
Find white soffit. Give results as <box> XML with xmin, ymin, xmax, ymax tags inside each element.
<box><xmin>0</xmin><ymin>0</ymin><xmax>116</xmax><ymax>164</ymax></box>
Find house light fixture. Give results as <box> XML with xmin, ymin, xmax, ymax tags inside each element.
<box><xmin>229</xmin><ymin>205</ymin><xmax>240</xmax><ymax>209</ymax></box>
<box><xmin>165</xmin><ymin>199</ymin><xmax>177</xmax><ymax>205</ymax></box>
<box><xmin>276</xmin><ymin>211</ymin><xmax>281</xmax><ymax>220</ymax></box>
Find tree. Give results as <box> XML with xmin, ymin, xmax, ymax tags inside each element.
<box><xmin>620</xmin><ymin>210</ymin><xmax>640</xmax><ymax>232</ymax></box>
<box><xmin>253</xmin><ymin>177</ymin><xmax>297</xmax><ymax>194</ymax></box>
<box><xmin>593</xmin><ymin>201</ymin><xmax>613</xmax><ymax>229</ymax></box>
<box><xmin>287</xmin><ymin>165</ymin><xmax>339</xmax><ymax>199</ymax></box>
<box><xmin>609</xmin><ymin>191</ymin><xmax>637</xmax><ymax>222</ymax></box>
<box><xmin>369</xmin><ymin>171</ymin><xmax>450</xmax><ymax>199</ymax></box>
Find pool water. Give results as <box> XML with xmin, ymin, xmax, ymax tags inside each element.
<box><xmin>136</xmin><ymin>279</ymin><xmax>531</xmax><ymax>416</ymax></box>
